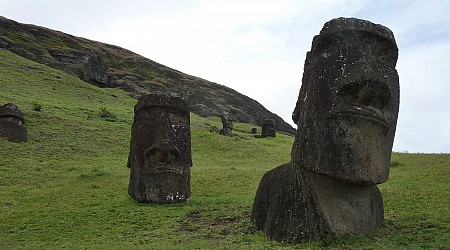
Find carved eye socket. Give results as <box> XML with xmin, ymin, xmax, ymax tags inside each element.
<box><xmin>339</xmin><ymin>81</ymin><xmax>391</xmax><ymax>110</ymax></box>
<box><xmin>313</xmin><ymin>35</ymin><xmax>341</xmax><ymax>56</ymax></box>
<box><xmin>363</xmin><ymin>34</ymin><xmax>398</xmax><ymax>66</ymax></box>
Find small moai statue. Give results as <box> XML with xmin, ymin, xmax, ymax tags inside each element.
<box><xmin>128</xmin><ymin>94</ymin><xmax>192</xmax><ymax>203</ymax></box>
<box><xmin>219</xmin><ymin>112</ymin><xmax>233</xmax><ymax>136</ymax></box>
<box><xmin>250</xmin><ymin>128</ymin><xmax>257</xmax><ymax>134</ymax></box>
<box><xmin>261</xmin><ymin>119</ymin><xmax>276</xmax><ymax>138</ymax></box>
<box><xmin>251</xmin><ymin>17</ymin><xmax>400</xmax><ymax>243</ymax></box>
<box><xmin>0</xmin><ymin>103</ymin><xmax>28</xmax><ymax>142</ymax></box>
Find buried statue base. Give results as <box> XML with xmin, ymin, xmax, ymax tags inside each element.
<box><xmin>251</xmin><ymin>17</ymin><xmax>400</xmax><ymax>242</ymax></box>
<box><xmin>251</xmin><ymin>162</ymin><xmax>384</xmax><ymax>242</ymax></box>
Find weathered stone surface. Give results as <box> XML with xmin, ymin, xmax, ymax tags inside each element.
<box><xmin>128</xmin><ymin>94</ymin><xmax>192</xmax><ymax>203</ymax></box>
<box><xmin>219</xmin><ymin>112</ymin><xmax>233</xmax><ymax>136</ymax></box>
<box><xmin>0</xmin><ymin>103</ymin><xmax>28</xmax><ymax>142</ymax></box>
<box><xmin>261</xmin><ymin>119</ymin><xmax>276</xmax><ymax>138</ymax></box>
<box><xmin>251</xmin><ymin>17</ymin><xmax>400</xmax><ymax>243</ymax></box>
<box><xmin>49</xmin><ymin>50</ymin><xmax>116</xmax><ymax>88</ymax></box>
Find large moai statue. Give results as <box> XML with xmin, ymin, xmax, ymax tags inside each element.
<box><xmin>251</xmin><ymin>17</ymin><xmax>400</xmax><ymax>243</ymax></box>
<box><xmin>128</xmin><ymin>94</ymin><xmax>192</xmax><ymax>203</ymax></box>
<box><xmin>261</xmin><ymin>119</ymin><xmax>276</xmax><ymax>138</ymax></box>
<box><xmin>0</xmin><ymin>103</ymin><xmax>28</xmax><ymax>142</ymax></box>
<box><xmin>219</xmin><ymin>112</ymin><xmax>233</xmax><ymax>136</ymax></box>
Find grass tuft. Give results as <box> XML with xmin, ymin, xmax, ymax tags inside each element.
<box><xmin>32</xmin><ymin>101</ymin><xmax>43</xmax><ymax>112</ymax></box>
<box><xmin>98</xmin><ymin>107</ymin><xmax>118</xmax><ymax>122</ymax></box>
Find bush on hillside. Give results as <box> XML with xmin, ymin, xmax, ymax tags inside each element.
<box><xmin>98</xmin><ymin>107</ymin><xmax>117</xmax><ymax>122</ymax></box>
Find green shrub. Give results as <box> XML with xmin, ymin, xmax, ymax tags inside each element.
<box><xmin>98</xmin><ymin>107</ymin><xmax>117</xmax><ymax>122</ymax></box>
<box><xmin>32</xmin><ymin>102</ymin><xmax>42</xmax><ymax>111</ymax></box>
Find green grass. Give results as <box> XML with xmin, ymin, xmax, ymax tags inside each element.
<box><xmin>1</xmin><ymin>49</ymin><xmax>449</xmax><ymax>249</ymax></box>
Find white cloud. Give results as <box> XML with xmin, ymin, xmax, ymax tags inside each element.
<box><xmin>395</xmin><ymin>41</ymin><xmax>450</xmax><ymax>153</ymax></box>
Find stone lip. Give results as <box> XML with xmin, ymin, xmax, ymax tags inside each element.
<box><xmin>147</xmin><ymin>168</ymin><xmax>188</xmax><ymax>175</ymax></box>
<box><xmin>334</xmin><ymin>109</ymin><xmax>389</xmax><ymax>130</ymax></box>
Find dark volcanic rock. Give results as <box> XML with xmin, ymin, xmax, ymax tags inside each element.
<box><xmin>0</xmin><ymin>36</ymin><xmax>12</xmax><ymax>48</ymax></box>
<box><xmin>0</xmin><ymin>16</ymin><xmax>295</xmax><ymax>135</ymax></box>
<box><xmin>128</xmin><ymin>94</ymin><xmax>192</xmax><ymax>203</ymax></box>
<box><xmin>0</xmin><ymin>103</ymin><xmax>27</xmax><ymax>142</ymax></box>
<box><xmin>251</xmin><ymin>17</ymin><xmax>400</xmax><ymax>243</ymax></box>
<box><xmin>49</xmin><ymin>50</ymin><xmax>115</xmax><ymax>88</ymax></box>
<box><xmin>219</xmin><ymin>112</ymin><xmax>233</xmax><ymax>136</ymax></box>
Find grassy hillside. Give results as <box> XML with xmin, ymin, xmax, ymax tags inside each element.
<box><xmin>0</xmin><ymin>16</ymin><xmax>296</xmax><ymax>135</ymax></box>
<box><xmin>0</xmin><ymin>49</ymin><xmax>449</xmax><ymax>249</ymax></box>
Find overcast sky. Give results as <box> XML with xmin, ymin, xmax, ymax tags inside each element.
<box><xmin>1</xmin><ymin>0</ymin><xmax>449</xmax><ymax>153</ymax></box>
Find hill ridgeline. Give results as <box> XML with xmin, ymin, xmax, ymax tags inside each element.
<box><xmin>0</xmin><ymin>16</ymin><xmax>295</xmax><ymax>135</ymax></box>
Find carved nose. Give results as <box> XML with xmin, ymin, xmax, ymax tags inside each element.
<box><xmin>146</xmin><ymin>148</ymin><xmax>179</xmax><ymax>163</ymax></box>
<box><xmin>339</xmin><ymin>80</ymin><xmax>391</xmax><ymax>110</ymax></box>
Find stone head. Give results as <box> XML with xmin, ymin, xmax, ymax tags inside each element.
<box><xmin>261</xmin><ymin>119</ymin><xmax>276</xmax><ymax>138</ymax></box>
<box><xmin>291</xmin><ymin>17</ymin><xmax>400</xmax><ymax>185</ymax></box>
<box><xmin>130</xmin><ymin>94</ymin><xmax>191</xmax><ymax>173</ymax></box>
<box><xmin>220</xmin><ymin>112</ymin><xmax>233</xmax><ymax>129</ymax></box>
<box><xmin>0</xmin><ymin>103</ymin><xmax>27</xmax><ymax>142</ymax></box>
<box><xmin>128</xmin><ymin>94</ymin><xmax>191</xmax><ymax>202</ymax></box>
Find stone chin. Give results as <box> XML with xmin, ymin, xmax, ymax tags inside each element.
<box><xmin>296</xmin><ymin>111</ymin><xmax>393</xmax><ymax>185</ymax></box>
<box><xmin>143</xmin><ymin>161</ymin><xmax>190</xmax><ymax>177</ymax></box>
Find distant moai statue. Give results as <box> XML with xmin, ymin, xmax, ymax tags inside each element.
<box><xmin>0</xmin><ymin>103</ymin><xmax>28</xmax><ymax>142</ymax></box>
<box><xmin>250</xmin><ymin>128</ymin><xmax>257</xmax><ymax>134</ymax></box>
<box><xmin>261</xmin><ymin>119</ymin><xmax>276</xmax><ymax>138</ymax></box>
<box><xmin>219</xmin><ymin>112</ymin><xmax>233</xmax><ymax>136</ymax></box>
<box><xmin>128</xmin><ymin>94</ymin><xmax>192</xmax><ymax>203</ymax></box>
<box><xmin>251</xmin><ymin>17</ymin><xmax>400</xmax><ymax>243</ymax></box>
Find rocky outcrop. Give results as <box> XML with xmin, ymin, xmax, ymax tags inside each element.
<box><xmin>0</xmin><ymin>16</ymin><xmax>295</xmax><ymax>135</ymax></box>
<box><xmin>0</xmin><ymin>36</ymin><xmax>12</xmax><ymax>48</ymax></box>
<box><xmin>49</xmin><ymin>50</ymin><xmax>115</xmax><ymax>87</ymax></box>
